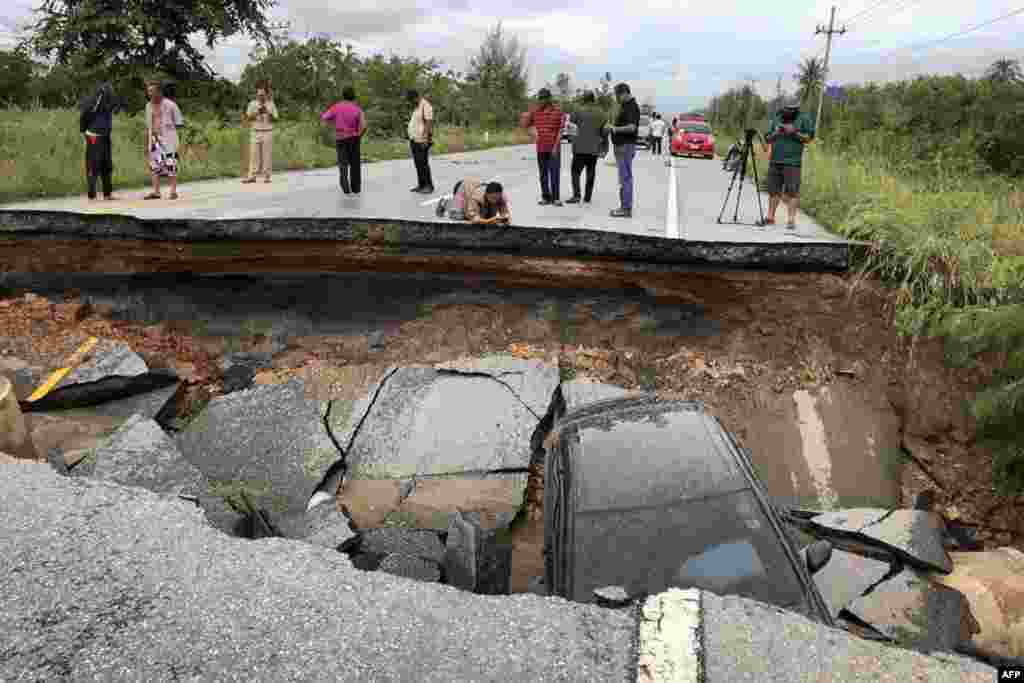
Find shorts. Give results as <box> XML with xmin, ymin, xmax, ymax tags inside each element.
<box><xmin>766</xmin><ymin>163</ymin><xmax>801</xmax><ymax>196</ymax></box>
<box><xmin>158</xmin><ymin>152</ymin><xmax>178</xmax><ymax>178</ymax></box>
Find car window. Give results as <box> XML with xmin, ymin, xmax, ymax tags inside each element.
<box><xmin>682</xmin><ymin>124</ymin><xmax>712</xmax><ymax>135</ymax></box>
<box><xmin>569</xmin><ymin>489</ymin><xmax>807</xmax><ymax>610</ymax></box>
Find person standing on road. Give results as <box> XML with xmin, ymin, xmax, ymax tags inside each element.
<box><xmin>321</xmin><ymin>86</ymin><xmax>368</xmax><ymax>195</ymax></box>
<box><xmin>522</xmin><ymin>88</ymin><xmax>565</xmax><ymax>206</ymax></box>
<box><xmin>406</xmin><ymin>89</ymin><xmax>435</xmax><ymax>194</ymax></box>
<box><xmin>764</xmin><ymin>96</ymin><xmax>815</xmax><ymax>229</ymax></box>
<box><xmin>605</xmin><ymin>83</ymin><xmax>641</xmax><ymax>218</ymax></box>
<box><xmin>143</xmin><ymin>80</ymin><xmax>184</xmax><ymax>200</ymax></box>
<box><xmin>242</xmin><ymin>83</ymin><xmax>279</xmax><ymax>184</ymax></box>
<box><xmin>566</xmin><ymin>91</ymin><xmax>606</xmax><ymax>205</ymax></box>
<box><xmin>649</xmin><ymin>114</ymin><xmax>666</xmax><ymax>156</ymax></box>
<box><xmin>79</xmin><ymin>82</ymin><xmax>119</xmax><ymax>201</ymax></box>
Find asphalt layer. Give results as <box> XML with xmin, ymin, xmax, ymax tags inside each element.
<box><xmin>1</xmin><ymin>144</ymin><xmax>842</xmax><ymax>244</ymax></box>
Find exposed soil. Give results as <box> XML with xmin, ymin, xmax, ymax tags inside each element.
<box><xmin>1</xmin><ymin>260</ymin><xmax>1021</xmax><ymax>565</ymax></box>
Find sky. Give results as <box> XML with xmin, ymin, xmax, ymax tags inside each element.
<box><xmin>2</xmin><ymin>0</ymin><xmax>1023</xmax><ymax>116</ymax></box>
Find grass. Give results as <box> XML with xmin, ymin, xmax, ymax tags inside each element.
<box><xmin>0</xmin><ymin>106</ymin><xmax>531</xmax><ymax>204</ymax></box>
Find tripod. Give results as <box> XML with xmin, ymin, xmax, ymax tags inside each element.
<box><xmin>717</xmin><ymin>128</ymin><xmax>767</xmax><ymax>227</ymax></box>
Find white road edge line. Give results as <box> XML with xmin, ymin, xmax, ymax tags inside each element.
<box><xmin>637</xmin><ymin>588</ymin><xmax>702</xmax><ymax>683</ymax></box>
<box><xmin>666</xmin><ymin>160</ymin><xmax>680</xmax><ymax>240</ymax></box>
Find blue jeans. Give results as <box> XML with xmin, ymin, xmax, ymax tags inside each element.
<box><xmin>614</xmin><ymin>143</ymin><xmax>636</xmax><ymax>209</ymax></box>
<box><xmin>537</xmin><ymin>149</ymin><xmax>561</xmax><ymax>201</ymax></box>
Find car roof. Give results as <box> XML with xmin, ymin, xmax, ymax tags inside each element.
<box><xmin>555</xmin><ymin>397</ymin><xmax>749</xmax><ymax>511</ymax></box>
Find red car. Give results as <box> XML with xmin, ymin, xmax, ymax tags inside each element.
<box><xmin>671</xmin><ymin>120</ymin><xmax>715</xmax><ymax>159</ymax></box>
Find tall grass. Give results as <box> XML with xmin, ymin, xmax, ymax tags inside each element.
<box><xmin>0</xmin><ymin>106</ymin><xmax>531</xmax><ymax>203</ymax></box>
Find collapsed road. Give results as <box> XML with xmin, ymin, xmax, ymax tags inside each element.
<box><xmin>1</xmin><ymin>146</ymin><xmax>1020</xmax><ymax>679</ymax></box>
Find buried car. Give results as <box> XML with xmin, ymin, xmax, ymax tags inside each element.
<box><xmin>541</xmin><ymin>395</ymin><xmax>835</xmax><ymax>625</ymax></box>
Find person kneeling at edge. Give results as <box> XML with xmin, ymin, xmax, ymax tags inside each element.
<box><xmin>437</xmin><ymin>178</ymin><xmax>510</xmax><ymax>225</ymax></box>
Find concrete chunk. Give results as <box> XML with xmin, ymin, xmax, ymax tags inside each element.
<box><xmin>378</xmin><ymin>553</ymin><xmax>442</xmax><ymax>583</ymax></box>
<box><xmin>90</xmin><ymin>414</ymin><xmax>206</xmax><ymax>497</ymax></box>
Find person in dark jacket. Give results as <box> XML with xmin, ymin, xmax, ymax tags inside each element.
<box><xmin>566</xmin><ymin>91</ymin><xmax>607</xmax><ymax>204</ymax></box>
<box><xmin>79</xmin><ymin>82</ymin><xmax>119</xmax><ymax>200</ymax></box>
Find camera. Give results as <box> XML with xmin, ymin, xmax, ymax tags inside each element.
<box><xmin>780</xmin><ymin>108</ymin><xmax>798</xmax><ymax>123</ymax></box>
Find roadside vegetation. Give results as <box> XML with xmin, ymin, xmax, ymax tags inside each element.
<box><xmin>710</xmin><ymin>63</ymin><xmax>1024</xmax><ymax>493</ymax></box>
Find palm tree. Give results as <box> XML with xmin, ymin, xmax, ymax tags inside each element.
<box><xmin>795</xmin><ymin>56</ymin><xmax>825</xmax><ymax>106</ymax></box>
<box><xmin>985</xmin><ymin>58</ymin><xmax>1023</xmax><ymax>84</ymax></box>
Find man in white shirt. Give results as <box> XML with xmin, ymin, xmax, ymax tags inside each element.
<box><xmin>406</xmin><ymin>89</ymin><xmax>435</xmax><ymax>194</ymax></box>
<box><xmin>243</xmin><ymin>83</ymin><xmax>279</xmax><ymax>183</ymax></box>
<box><xmin>143</xmin><ymin>80</ymin><xmax>185</xmax><ymax>199</ymax></box>
<box><xmin>649</xmin><ymin>114</ymin><xmax>667</xmax><ymax>155</ymax></box>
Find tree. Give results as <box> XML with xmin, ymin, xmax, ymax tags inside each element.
<box><xmin>985</xmin><ymin>58</ymin><xmax>1023</xmax><ymax>84</ymax></box>
<box><xmin>24</xmin><ymin>0</ymin><xmax>277</xmax><ymax>88</ymax></box>
<box><xmin>465</xmin><ymin>22</ymin><xmax>529</xmax><ymax>127</ymax></box>
<box><xmin>240</xmin><ymin>37</ymin><xmax>358</xmax><ymax>114</ymax></box>
<box><xmin>0</xmin><ymin>48</ymin><xmax>37</xmax><ymax>107</ymax></box>
<box><xmin>555</xmin><ymin>72</ymin><xmax>571</xmax><ymax>99</ymax></box>
<box><xmin>795</xmin><ymin>56</ymin><xmax>825</xmax><ymax>106</ymax></box>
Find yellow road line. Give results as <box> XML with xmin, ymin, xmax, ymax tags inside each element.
<box><xmin>26</xmin><ymin>336</ymin><xmax>99</xmax><ymax>402</ymax></box>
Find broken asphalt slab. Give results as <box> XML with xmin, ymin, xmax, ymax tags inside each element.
<box><xmin>175</xmin><ymin>376</ymin><xmax>339</xmax><ymax>521</ymax></box>
<box><xmin>335</xmin><ymin>359</ymin><xmax>558</xmax><ymax>481</ymax></box>
<box><xmin>809</xmin><ymin>508</ymin><xmax>954</xmax><ymax>573</ymax></box>
<box><xmin>0</xmin><ymin>463</ymin><xmax>636</xmax><ymax>682</ymax></box>
<box><xmin>701</xmin><ymin>592</ymin><xmax>994</xmax><ymax>682</ymax></box>
<box><xmin>844</xmin><ymin>568</ymin><xmax>980</xmax><ymax>654</ymax></box>
<box><xmin>78</xmin><ymin>414</ymin><xmax>206</xmax><ymax>498</ymax></box>
<box><xmin>812</xmin><ymin>548</ymin><xmax>894</xmax><ymax>619</ymax></box>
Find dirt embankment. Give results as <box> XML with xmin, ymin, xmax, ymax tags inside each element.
<box><xmin>1</xmin><ymin>256</ymin><xmax>1019</xmax><ymax>550</ymax></box>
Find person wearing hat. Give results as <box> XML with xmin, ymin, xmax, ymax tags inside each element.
<box><xmin>764</xmin><ymin>96</ymin><xmax>814</xmax><ymax>228</ymax></box>
<box><xmin>521</xmin><ymin>88</ymin><xmax>565</xmax><ymax>206</ymax></box>
<box><xmin>79</xmin><ymin>82</ymin><xmax>120</xmax><ymax>200</ymax></box>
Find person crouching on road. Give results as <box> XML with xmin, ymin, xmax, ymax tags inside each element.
<box><xmin>522</xmin><ymin>88</ymin><xmax>564</xmax><ymax>206</ymax></box>
<box><xmin>79</xmin><ymin>82</ymin><xmax>119</xmax><ymax>200</ymax></box>
<box><xmin>606</xmin><ymin>82</ymin><xmax>641</xmax><ymax>218</ymax></box>
<box><xmin>143</xmin><ymin>80</ymin><xmax>184</xmax><ymax>200</ymax></box>
<box><xmin>243</xmin><ymin>83</ymin><xmax>279</xmax><ymax>184</ymax></box>
<box><xmin>566</xmin><ymin>90</ymin><xmax>606</xmax><ymax>205</ymax></box>
<box><xmin>764</xmin><ymin>96</ymin><xmax>815</xmax><ymax>229</ymax></box>
<box><xmin>321</xmin><ymin>86</ymin><xmax>367</xmax><ymax>195</ymax></box>
<box><xmin>440</xmin><ymin>178</ymin><xmax>511</xmax><ymax>225</ymax></box>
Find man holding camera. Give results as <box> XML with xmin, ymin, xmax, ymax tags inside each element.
<box><xmin>243</xmin><ymin>83</ymin><xmax>279</xmax><ymax>183</ymax></box>
<box><xmin>764</xmin><ymin>96</ymin><xmax>814</xmax><ymax>229</ymax></box>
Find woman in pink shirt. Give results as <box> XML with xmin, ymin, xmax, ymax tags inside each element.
<box><xmin>320</xmin><ymin>87</ymin><xmax>367</xmax><ymax>195</ymax></box>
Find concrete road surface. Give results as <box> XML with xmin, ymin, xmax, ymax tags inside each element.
<box><xmin>1</xmin><ymin>144</ymin><xmax>847</xmax><ymax>246</ymax></box>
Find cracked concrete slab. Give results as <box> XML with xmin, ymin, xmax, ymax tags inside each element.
<box><xmin>174</xmin><ymin>376</ymin><xmax>338</xmax><ymax>520</ymax></box>
<box><xmin>844</xmin><ymin>568</ymin><xmax>980</xmax><ymax>654</ymax></box>
<box><xmin>86</xmin><ymin>414</ymin><xmax>206</xmax><ymax>497</ymax></box>
<box><xmin>339</xmin><ymin>365</ymin><xmax>546</xmax><ymax>481</ymax></box>
<box><xmin>1</xmin><ymin>463</ymin><xmax>637</xmax><ymax>682</ymax></box>
<box><xmin>810</xmin><ymin>508</ymin><xmax>953</xmax><ymax>574</ymax></box>
<box><xmin>60</xmin><ymin>338</ymin><xmax>149</xmax><ymax>388</ymax></box>
<box><xmin>358</xmin><ymin>528</ymin><xmax>445</xmax><ymax>565</ymax></box>
<box><xmin>434</xmin><ymin>355</ymin><xmax>560</xmax><ymax>417</ymax></box>
<box><xmin>813</xmin><ymin>548</ymin><xmax>894</xmax><ymax>619</ymax></box>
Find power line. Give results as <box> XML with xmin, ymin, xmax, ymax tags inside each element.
<box><xmin>842</xmin><ymin>0</ymin><xmax>893</xmax><ymax>25</ymax></box>
<box><xmin>875</xmin><ymin>6</ymin><xmax>1024</xmax><ymax>59</ymax></box>
<box><xmin>845</xmin><ymin>0</ymin><xmax>924</xmax><ymax>27</ymax></box>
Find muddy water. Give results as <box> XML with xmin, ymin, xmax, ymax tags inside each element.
<box><xmin>3</xmin><ymin>270</ymin><xmax>902</xmax><ymax>528</ymax></box>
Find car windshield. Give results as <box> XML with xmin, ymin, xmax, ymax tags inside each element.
<box><xmin>570</xmin><ymin>489</ymin><xmax>809</xmax><ymax>613</ymax></box>
<box><xmin>682</xmin><ymin>124</ymin><xmax>712</xmax><ymax>135</ymax></box>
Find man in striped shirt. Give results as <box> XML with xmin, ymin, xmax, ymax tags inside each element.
<box><xmin>523</xmin><ymin>88</ymin><xmax>565</xmax><ymax>206</ymax></box>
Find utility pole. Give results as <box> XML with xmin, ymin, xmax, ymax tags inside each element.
<box><xmin>814</xmin><ymin>6</ymin><xmax>846</xmax><ymax>136</ymax></box>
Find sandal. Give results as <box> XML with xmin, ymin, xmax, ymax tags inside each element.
<box><xmin>168</xmin><ymin>192</ymin><xmax>178</xmax><ymax>200</ymax></box>
<box><xmin>143</xmin><ymin>192</ymin><xmax>161</xmax><ymax>200</ymax></box>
